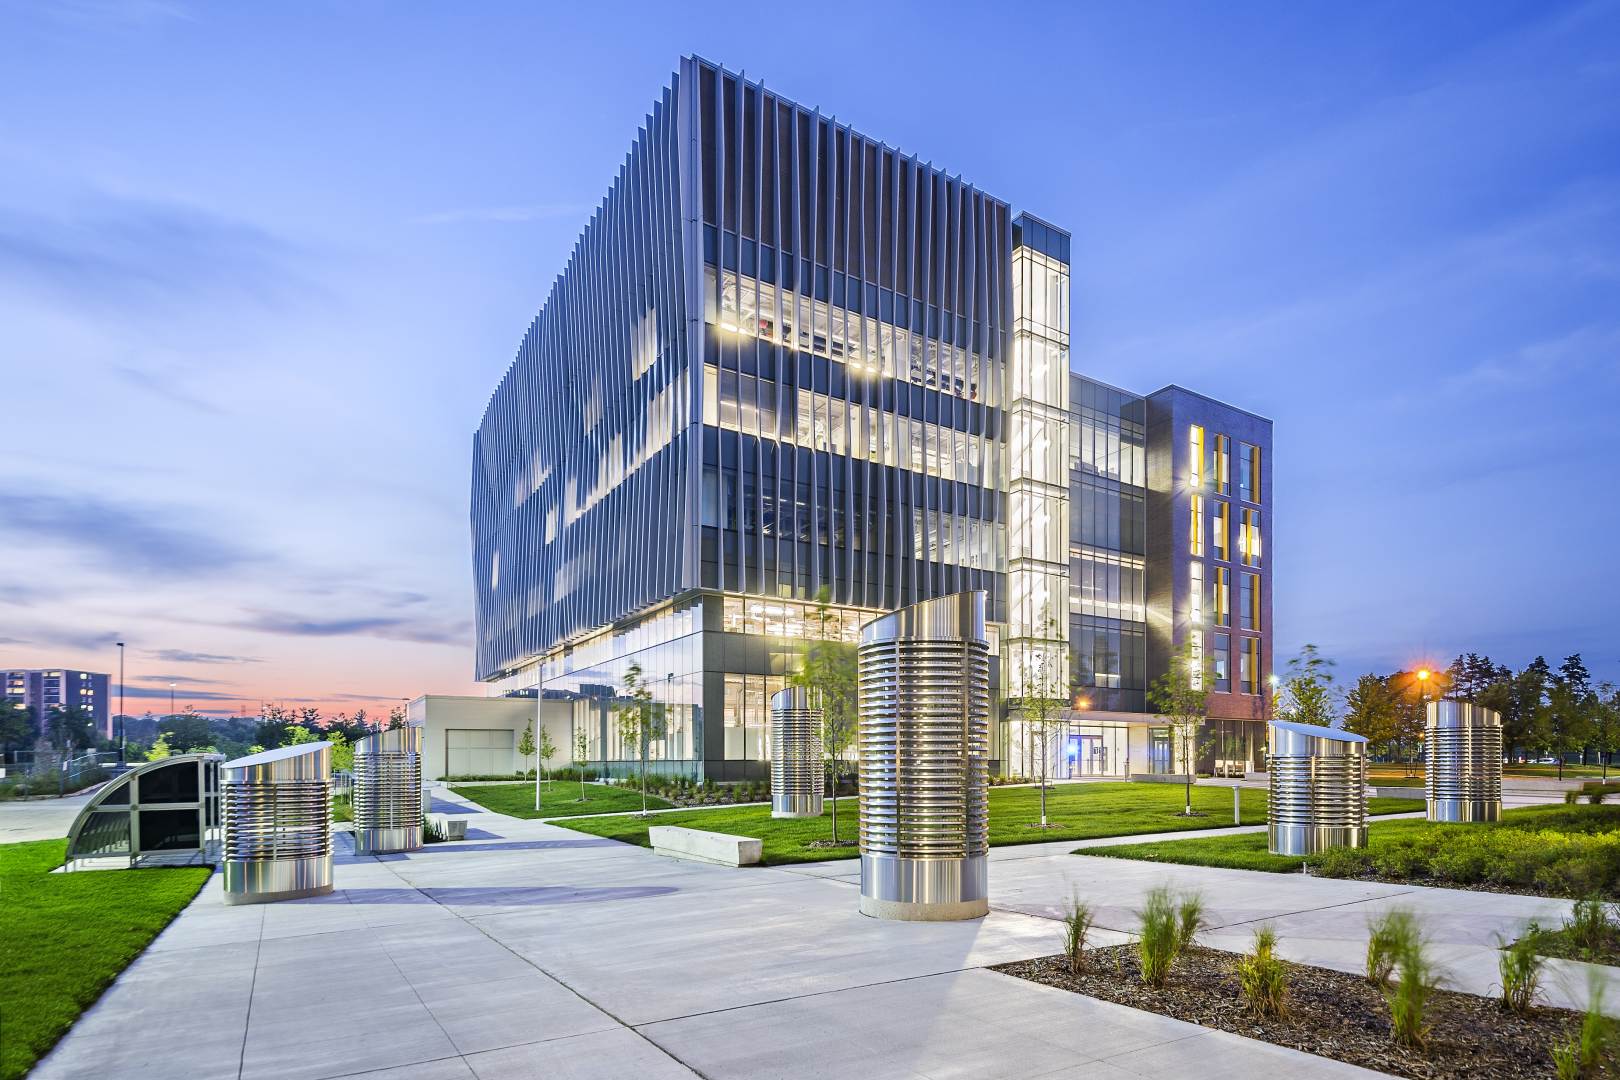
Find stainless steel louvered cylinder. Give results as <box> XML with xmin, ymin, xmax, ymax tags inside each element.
<box><xmin>771</xmin><ymin>687</ymin><xmax>824</xmax><ymax>819</ymax></box>
<box><xmin>1267</xmin><ymin>721</ymin><xmax>1368</xmax><ymax>856</ymax></box>
<box><xmin>222</xmin><ymin>743</ymin><xmax>334</xmax><ymax>904</ymax></box>
<box><xmin>1426</xmin><ymin>701</ymin><xmax>1503</xmax><ymax>823</ymax></box>
<box><xmin>857</xmin><ymin>591</ymin><xmax>990</xmax><ymax>921</ymax></box>
<box><xmin>353</xmin><ymin>726</ymin><xmax>423</xmax><ymax>854</ymax></box>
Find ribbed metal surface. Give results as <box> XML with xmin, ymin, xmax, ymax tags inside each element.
<box><xmin>770</xmin><ymin>687</ymin><xmax>823</xmax><ymax>819</ymax></box>
<box><xmin>353</xmin><ymin>726</ymin><xmax>423</xmax><ymax>854</ymax></box>
<box><xmin>1267</xmin><ymin>721</ymin><xmax>1368</xmax><ymax>856</ymax></box>
<box><xmin>1426</xmin><ymin>701</ymin><xmax>1503</xmax><ymax>823</ymax></box>
<box><xmin>471</xmin><ymin>57</ymin><xmax>1013</xmax><ymax>689</ymax></box>
<box><xmin>222</xmin><ymin>743</ymin><xmax>333</xmax><ymax>905</ymax></box>
<box><xmin>857</xmin><ymin>591</ymin><xmax>990</xmax><ymax>921</ymax></box>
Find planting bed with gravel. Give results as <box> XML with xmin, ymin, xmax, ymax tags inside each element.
<box><xmin>994</xmin><ymin>944</ymin><xmax>1583</xmax><ymax>1080</ymax></box>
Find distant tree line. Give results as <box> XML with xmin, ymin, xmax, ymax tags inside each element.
<box><xmin>0</xmin><ymin>699</ymin><xmax>408</xmax><ymax>769</ymax></box>
<box><xmin>1342</xmin><ymin>653</ymin><xmax>1619</xmax><ymax>775</ymax></box>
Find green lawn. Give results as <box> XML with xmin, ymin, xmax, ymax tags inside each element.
<box><xmin>450</xmin><ymin>780</ymin><xmax>674</xmax><ymax>819</ymax></box>
<box><xmin>0</xmin><ymin>840</ymin><xmax>211</xmax><ymax>1080</ymax></box>
<box><xmin>559</xmin><ymin>782</ymin><xmax>1424</xmax><ymax>865</ymax></box>
<box><xmin>1085</xmin><ymin>803</ymin><xmax>1620</xmax><ymax>899</ymax></box>
<box><xmin>1368</xmin><ymin>763</ymin><xmax>1614</xmax><ymax>782</ymax></box>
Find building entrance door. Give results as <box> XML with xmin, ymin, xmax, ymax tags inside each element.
<box><xmin>1066</xmin><ymin>734</ymin><xmax>1109</xmax><ymax>777</ymax></box>
<box><xmin>1148</xmin><ymin>728</ymin><xmax>1174</xmax><ymax>774</ymax></box>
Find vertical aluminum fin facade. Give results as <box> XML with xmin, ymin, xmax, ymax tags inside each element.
<box><xmin>222</xmin><ymin>743</ymin><xmax>334</xmax><ymax>905</ymax></box>
<box><xmin>1267</xmin><ymin>721</ymin><xmax>1368</xmax><ymax>856</ymax></box>
<box><xmin>857</xmin><ymin>591</ymin><xmax>990</xmax><ymax>920</ymax></box>
<box><xmin>1425</xmin><ymin>701</ymin><xmax>1503</xmax><ymax>823</ymax></box>
<box><xmin>353</xmin><ymin>726</ymin><xmax>424</xmax><ymax>854</ymax></box>
<box><xmin>472</xmin><ymin>69</ymin><xmax>692</xmax><ymax>681</ymax></box>
<box><xmin>769</xmin><ymin>685</ymin><xmax>823</xmax><ymax>818</ymax></box>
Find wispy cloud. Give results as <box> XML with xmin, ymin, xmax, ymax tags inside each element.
<box><xmin>0</xmin><ymin>195</ymin><xmax>313</xmax><ymax>319</ymax></box>
<box><xmin>120</xmin><ymin>685</ymin><xmax>242</xmax><ymax>702</ymax></box>
<box><xmin>231</xmin><ymin>609</ymin><xmax>468</xmax><ymax>646</ymax></box>
<box><xmin>136</xmin><ymin>673</ymin><xmax>223</xmax><ymax>686</ymax></box>
<box><xmin>0</xmin><ymin>488</ymin><xmax>259</xmax><ymax>578</ymax></box>
<box><xmin>409</xmin><ymin>203</ymin><xmax>591</xmax><ymax>226</ymax></box>
<box><xmin>40</xmin><ymin>0</ymin><xmax>192</xmax><ymax>30</ymax></box>
<box><xmin>113</xmin><ymin>364</ymin><xmax>221</xmax><ymax>414</ymax></box>
<box><xmin>145</xmin><ymin>648</ymin><xmax>264</xmax><ymax>665</ymax></box>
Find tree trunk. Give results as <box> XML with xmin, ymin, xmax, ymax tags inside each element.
<box><xmin>829</xmin><ymin>764</ymin><xmax>839</xmax><ymax>843</ymax></box>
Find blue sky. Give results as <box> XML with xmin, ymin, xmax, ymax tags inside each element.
<box><xmin>1</xmin><ymin>0</ymin><xmax>1617</xmax><ymax>713</ymax></box>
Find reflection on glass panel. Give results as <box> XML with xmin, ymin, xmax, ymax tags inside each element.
<box><xmin>139</xmin><ymin>808</ymin><xmax>202</xmax><ymax>852</ymax></box>
<box><xmin>74</xmin><ymin>810</ymin><xmax>130</xmax><ymax>858</ymax></box>
<box><xmin>138</xmin><ymin>760</ymin><xmax>199</xmax><ymax>804</ymax></box>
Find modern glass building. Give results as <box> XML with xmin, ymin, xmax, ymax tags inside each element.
<box><xmin>471</xmin><ymin>57</ymin><xmax>1272</xmax><ymax>780</ymax></box>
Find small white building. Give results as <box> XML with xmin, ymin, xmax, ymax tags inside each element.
<box><xmin>407</xmin><ymin>695</ymin><xmax>572</xmax><ymax>781</ymax></box>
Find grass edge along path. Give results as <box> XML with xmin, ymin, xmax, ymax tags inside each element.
<box><xmin>556</xmin><ymin>782</ymin><xmax>1424</xmax><ymax>866</ymax></box>
<box><xmin>1083</xmin><ymin>802</ymin><xmax>1620</xmax><ymax>900</ymax></box>
<box><xmin>450</xmin><ymin>780</ymin><xmax>674</xmax><ymax>819</ymax></box>
<box><xmin>0</xmin><ymin>839</ymin><xmax>211</xmax><ymax>1080</ymax></box>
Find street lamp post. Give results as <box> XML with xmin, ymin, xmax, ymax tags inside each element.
<box><xmin>1412</xmin><ymin>668</ymin><xmax>1431</xmax><ymax>778</ymax></box>
<box><xmin>169</xmin><ymin>683</ymin><xmax>176</xmax><ymax>725</ymax></box>
<box><xmin>116</xmin><ymin>641</ymin><xmax>126</xmax><ymax>763</ymax></box>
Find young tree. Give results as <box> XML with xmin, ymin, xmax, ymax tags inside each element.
<box><xmin>573</xmin><ymin>725</ymin><xmax>590</xmax><ymax>801</ymax></box>
<box><xmin>518</xmin><ymin>719</ymin><xmax>536</xmax><ymax>778</ymax></box>
<box><xmin>538</xmin><ymin>727</ymin><xmax>557</xmax><ymax>780</ymax></box>
<box><xmin>1148</xmin><ymin>640</ymin><xmax>1212</xmax><ymax>816</ymax></box>
<box><xmin>1344</xmin><ymin>674</ymin><xmax>1400</xmax><ymax>759</ymax></box>
<box><xmin>789</xmin><ymin>588</ymin><xmax>858</xmax><ymax>843</ymax></box>
<box><xmin>614</xmin><ymin>662</ymin><xmax>665</xmax><ymax>816</ymax></box>
<box><xmin>1276</xmin><ymin>645</ymin><xmax>1338</xmax><ymax>728</ymax></box>
<box><xmin>1013</xmin><ymin>625</ymin><xmax>1069</xmax><ymax>827</ymax></box>
<box><xmin>537</xmin><ymin>727</ymin><xmax>558</xmax><ymax>811</ymax></box>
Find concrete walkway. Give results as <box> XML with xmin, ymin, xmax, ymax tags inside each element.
<box><xmin>27</xmin><ymin>784</ymin><xmax>1610</xmax><ymax>1080</ymax></box>
<box><xmin>33</xmin><ymin>791</ymin><xmax>1387</xmax><ymax>1080</ymax></box>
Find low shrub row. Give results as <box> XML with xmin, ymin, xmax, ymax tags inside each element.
<box><xmin>1307</xmin><ymin>805</ymin><xmax>1620</xmax><ymax>896</ymax></box>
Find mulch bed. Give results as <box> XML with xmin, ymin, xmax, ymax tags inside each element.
<box><xmin>993</xmin><ymin>945</ymin><xmax>1582</xmax><ymax>1080</ymax></box>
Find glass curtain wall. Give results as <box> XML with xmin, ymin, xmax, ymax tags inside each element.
<box><xmin>1004</xmin><ymin>217</ymin><xmax>1071</xmax><ymax>775</ymax></box>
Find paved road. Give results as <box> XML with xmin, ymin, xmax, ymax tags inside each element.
<box><xmin>0</xmin><ymin>791</ymin><xmax>94</xmax><ymax>843</ymax></box>
<box><xmin>33</xmin><ymin>784</ymin><xmax>1611</xmax><ymax>1080</ymax></box>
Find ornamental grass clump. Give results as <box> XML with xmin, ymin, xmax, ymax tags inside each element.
<box><xmin>1498</xmin><ymin>926</ymin><xmax>1545</xmax><ymax>1015</ymax></box>
<box><xmin>1552</xmin><ymin>980</ymin><xmax>1611</xmax><ymax>1080</ymax></box>
<box><xmin>1235</xmin><ymin>925</ymin><xmax>1288</xmax><ymax>1018</ymax></box>
<box><xmin>1565</xmin><ymin>896</ymin><xmax>1619</xmax><ymax>958</ymax></box>
<box><xmin>1062</xmin><ymin>893</ymin><xmax>1095</xmax><ymax>975</ymax></box>
<box><xmin>1386</xmin><ymin>923</ymin><xmax>1441</xmax><ymax>1049</ymax></box>
<box><xmin>1365</xmin><ymin>908</ymin><xmax>1418</xmax><ymax>989</ymax></box>
<box><xmin>1137</xmin><ymin>885</ymin><xmax>1205</xmax><ymax>987</ymax></box>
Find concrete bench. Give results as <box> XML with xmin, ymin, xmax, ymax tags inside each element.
<box><xmin>648</xmin><ymin>825</ymin><xmax>762</xmax><ymax>867</ymax></box>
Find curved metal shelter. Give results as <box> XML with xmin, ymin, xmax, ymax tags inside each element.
<box><xmin>222</xmin><ymin>742</ymin><xmax>333</xmax><ymax>905</ymax></box>
<box><xmin>857</xmin><ymin>591</ymin><xmax>990</xmax><ymax>921</ymax></box>
<box><xmin>1267</xmin><ymin>721</ymin><xmax>1368</xmax><ymax>856</ymax></box>
<box><xmin>770</xmin><ymin>687</ymin><xmax>823</xmax><ymax>819</ymax></box>
<box><xmin>1426</xmin><ymin>701</ymin><xmax>1503</xmax><ymax>822</ymax></box>
<box><xmin>353</xmin><ymin>726</ymin><xmax>423</xmax><ymax>854</ymax></box>
<box><xmin>63</xmin><ymin>754</ymin><xmax>223</xmax><ymax>870</ymax></box>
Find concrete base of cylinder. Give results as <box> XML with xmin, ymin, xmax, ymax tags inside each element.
<box><xmin>222</xmin><ymin>855</ymin><xmax>334</xmax><ymax>905</ymax></box>
<box><xmin>1427</xmin><ymin>800</ymin><xmax>1502</xmax><ymax>823</ymax></box>
<box><xmin>353</xmin><ymin>826</ymin><xmax>423</xmax><ymax>855</ymax></box>
<box><xmin>859</xmin><ymin>894</ymin><xmax>989</xmax><ymax>921</ymax></box>
<box><xmin>858</xmin><ymin>853</ymin><xmax>988</xmax><ymax>922</ymax></box>
<box><xmin>1268</xmin><ymin>823</ymin><xmax>1367</xmax><ymax>857</ymax></box>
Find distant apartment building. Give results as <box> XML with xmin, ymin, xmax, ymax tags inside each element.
<box><xmin>470</xmin><ymin>57</ymin><xmax>1272</xmax><ymax>780</ymax></box>
<box><xmin>1</xmin><ymin>668</ymin><xmax>112</xmax><ymax>740</ymax></box>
